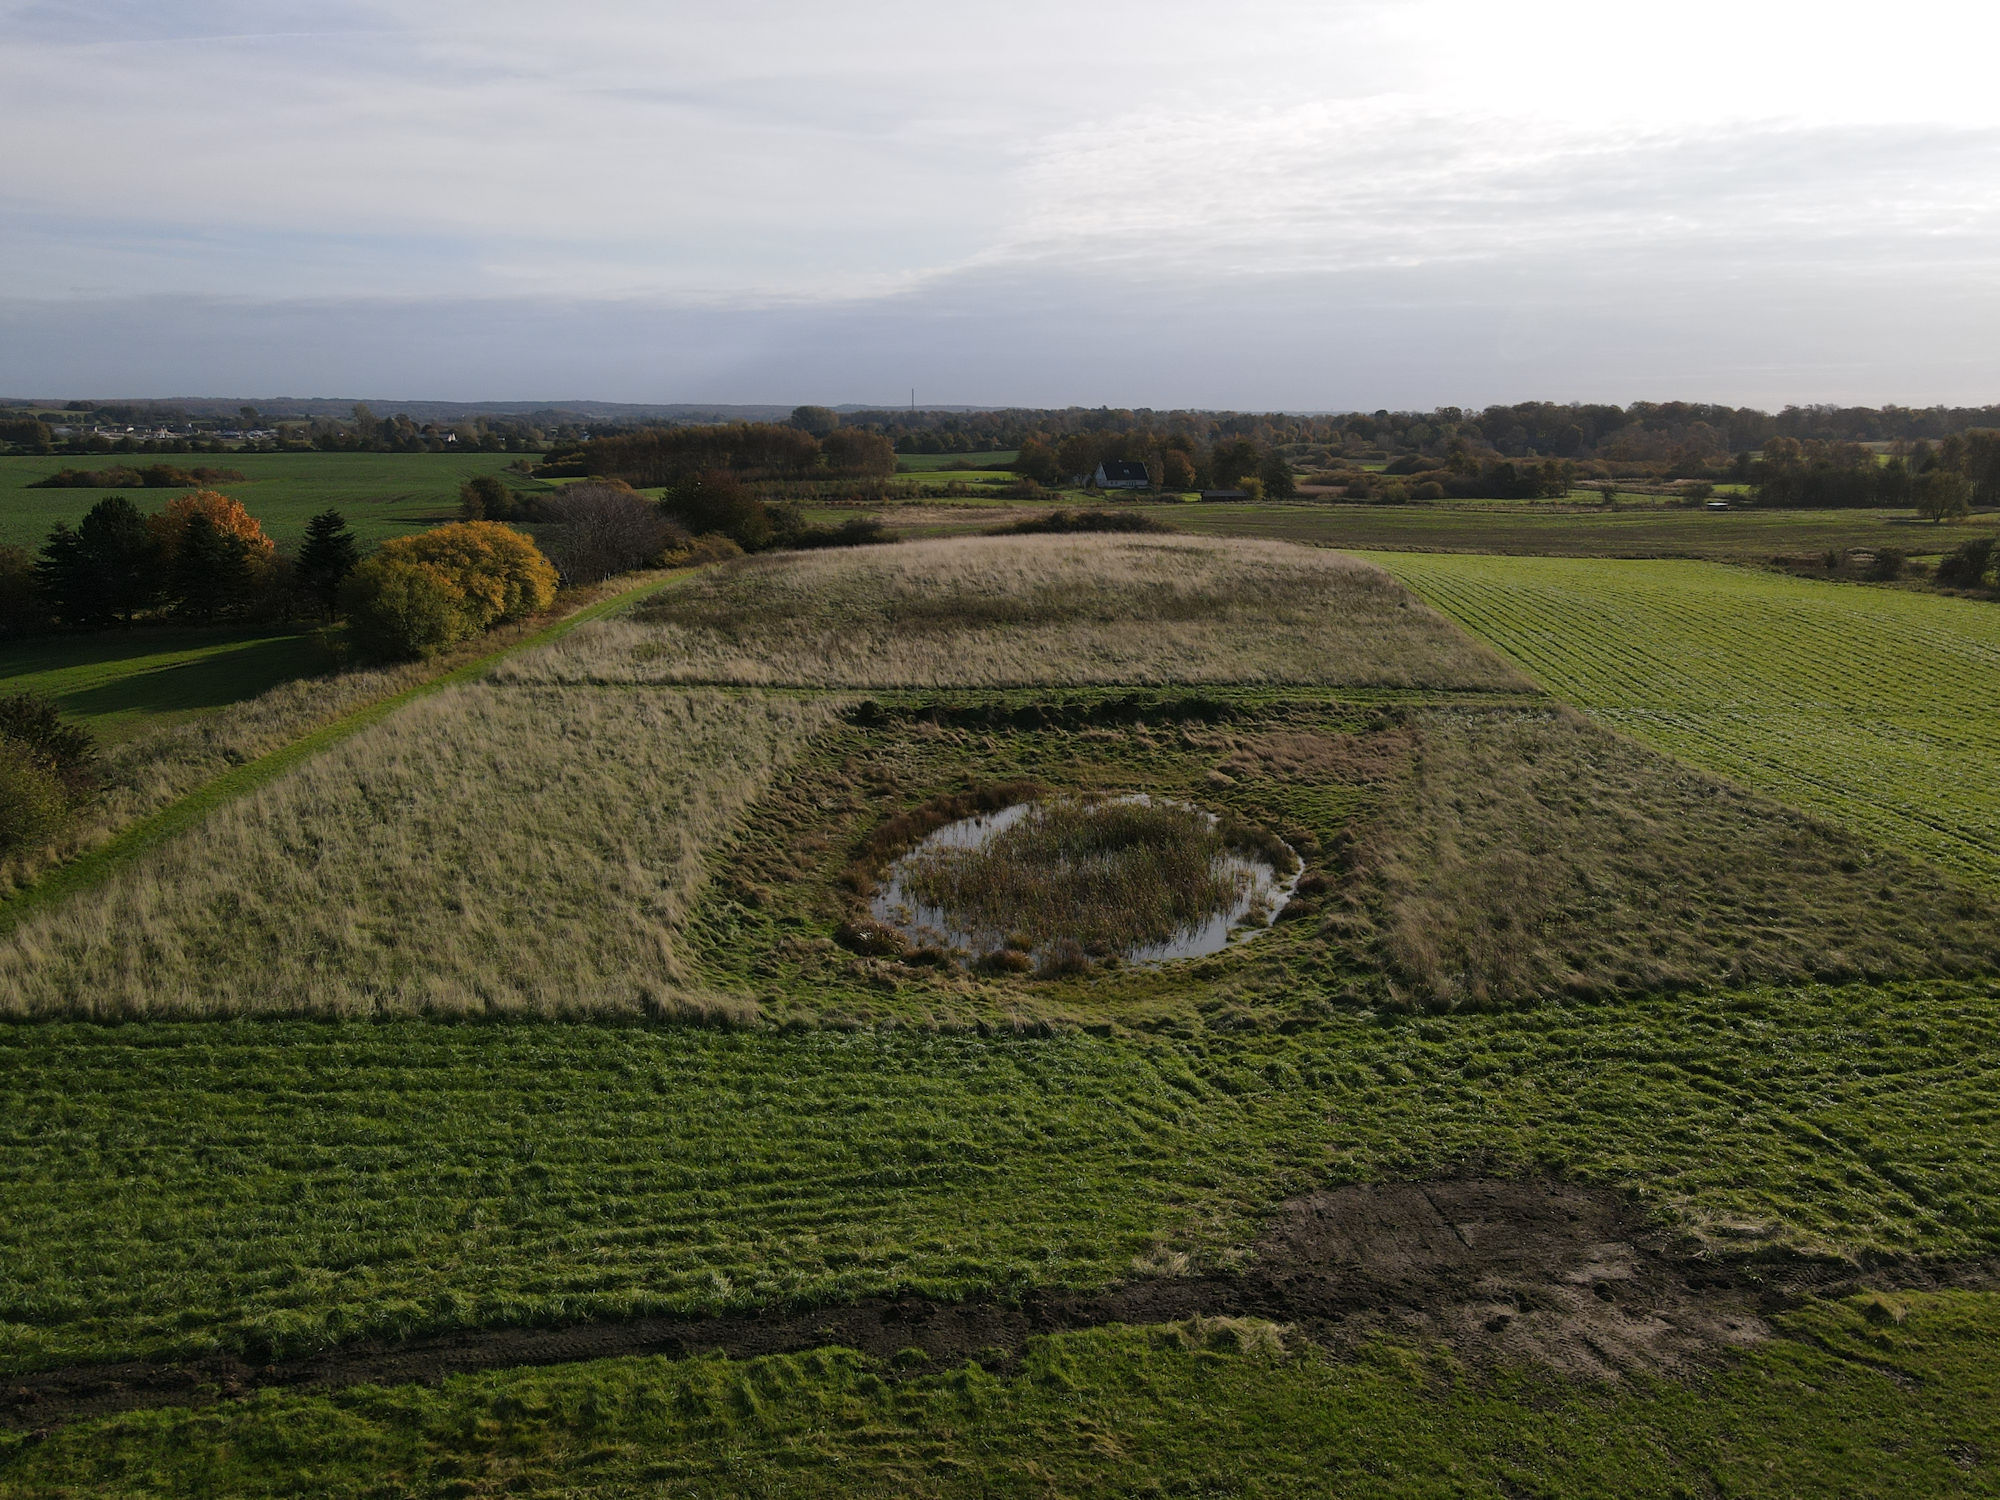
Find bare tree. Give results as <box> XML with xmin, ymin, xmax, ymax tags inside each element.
<box><xmin>539</xmin><ymin>484</ymin><xmax>683</xmax><ymax>584</ymax></box>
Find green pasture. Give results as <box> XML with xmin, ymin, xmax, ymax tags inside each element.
<box><xmin>7</xmin><ymin>1291</ymin><xmax>1996</xmax><ymax>1497</ymax></box>
<box><xmin>0</xmin><ymin>629</ymin><xmax>326</xmax><ymax>743</ymax></box>
<box><xmin>1376</xmin><ymin>552</ymin><xmax>2000</xmax><ymax>887</ymax></box>
<box><xmin>894</xmin><ymin>450</ymin><xmax>1017</xmax><ymax>472</ymax></box>
<box><xmin>1142</xmin><ymin>500</ymin><xmax>1995</xmax><ymax>560</ymax></box>
<box><xmin>0</xmin><ymin>451</ymin><xmax>549</xmax><ymax>551</ymax></box>
<box><xmin>3</xmin><ymin>979</ymin><xmax>1997</xmax><ymax>1371</ymax></box>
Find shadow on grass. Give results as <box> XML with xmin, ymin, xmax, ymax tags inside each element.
<box><xmin>25</xmin><ymin>632</ymin><xmax>328</xmax><ymax>740</ymax></box>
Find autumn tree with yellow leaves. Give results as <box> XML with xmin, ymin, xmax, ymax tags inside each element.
<box><xmin>341</xmin><ymin>521</ymin><xmax>558</xmax><ymax>659</ymax></box>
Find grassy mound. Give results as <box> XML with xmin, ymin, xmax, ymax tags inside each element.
<box><xmin>494</xmin><ymin>533</ymin><xmax>1534</xmax><ymax>691</ymax></box>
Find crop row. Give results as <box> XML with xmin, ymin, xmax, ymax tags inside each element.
<box><xmin>1376</xmin><ymin>554</ymin><xmax>2000</xmax><ymax>885</ymax></box>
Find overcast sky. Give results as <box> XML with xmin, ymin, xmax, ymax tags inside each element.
<box><xmin>5</xmin><ymin>0</ymin><xmax>1999</xmax><ymax>407</ymax></box>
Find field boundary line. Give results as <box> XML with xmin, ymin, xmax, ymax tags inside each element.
<box><xmin>0</xmin><ymin>570</ymin><xmax>692</xmax><ymax>929</ymax></box>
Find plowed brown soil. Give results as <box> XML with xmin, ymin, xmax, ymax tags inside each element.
<box><xmin>7</xmin><ymin>1180</ymin><xmax>1992</xmax><ymax>1432</ymax></box>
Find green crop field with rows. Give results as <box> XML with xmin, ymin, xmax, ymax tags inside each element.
<box><xmin>1376</xmin><ymin>553</ymin><xmax>2000</xmax><ymax>888</ymax></box>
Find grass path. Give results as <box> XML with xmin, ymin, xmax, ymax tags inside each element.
<box><xmin>0</xmin><ymin>571</ymin><xmax>688</xmax><ymax>929</ymax></box>
<box><xmin>1371</xmin><ymin>552</ymin><xmax>2000</xmax><ymax>886</ymax></box>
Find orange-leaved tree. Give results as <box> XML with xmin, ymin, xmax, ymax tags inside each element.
<box><xmin>147</xmin><ymin>490</ymin><xmax>276</xmax><ymax>567</ymax></box>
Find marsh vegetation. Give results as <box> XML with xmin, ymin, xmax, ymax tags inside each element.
<box><xmin>873</xmin><ymin>794</ymin><xmax>1296</xmax><ymax>974</ymax></box>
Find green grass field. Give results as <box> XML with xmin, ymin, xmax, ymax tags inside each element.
<box><xmin>3</xmin><ymin>978</ymin><xmax>1998</xmax><ymax>1372</ymax></box>
<box><xmin>0</xmin><ymin>451</ymin><xmax>550</xmax><ymax>550</ymax></box>
<box><xmin>0</xmin><ymin>630</ymin><xmax>328</xmax><ymax>743</ymax></box>
<box><xmin>5</xmin><ymin>532</ymin><xmax>2000</xmax><ymax>1495</ymax></box>
<box><xmin>1137</xmin><ymin>500</ymin><xmax>1999</xmax><ymax>560</ymax></box>
<box><xmin>5</xmin><ymin>1292</ymin><xmax>1995</xmax><ymax>1497</ymax></box>
<box><xmin>1376</xmin><ymin>553</ymin><xmax>2000</xmax><ymax>887</ymax></box>
<box><xmin>894</xmin><ymin>450</ymin><xmax>1017</xmax><ymax>471</ymax></box>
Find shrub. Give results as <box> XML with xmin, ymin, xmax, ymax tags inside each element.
<box><xmin>0</xmin><ymin>744</ymin><xmax>65</xmax><ymax>856</ymax></box>
<box><xmin>1936</xmin><ymin>538</ymin><xmax>1995</xmax><ymax>589</ymax></box>
<box><xmin>993</xmin><ymin>510</ymin><xmax>1176</xmax><ymax>537</ymax></box>
<box><xmin>780</xmin><ymin>516</ymin><xmax>898</xmax><ymax>550</ymax></box>
<box><xmin>27</xmin><ymin>465</ymin><xmax>242</xmax><ymax>490</ymax></box>
<box><xmin>0</xmin><ymin>545</ymin><xmax>47</xmax><ymax>636</ymax></box>
<box><xmin>1411</xmin><ymin>482</ymin><xmax>1445</xmax><ymax>500</ymax></box>
<box><xmin>0</xmin><ymin>691</ymin><xmax>96</xmax><ymax>795</ymax></box>
<box><xmin>1864</xmin><ymin>547</ymin><xmax>1906</xmax><ymax>582</ymax></box>
<box><xmin>539</xmin><ymin>483</ymin><xmax>678</xmax><ymax>583</ymax></box>
<box><xmin>665</xmin><ymin>533</ymin><xmax>742</xmax><ymax>568</ymax></box>
<box><xmin>662</xmin><ymin>471</ymin><xmax>773</xmax><ymax>552</ymax></box>
<box><xmin>379</xmin><ymin>522</ymin><xmax>558</xmax><ymax>630</ymax></box>
<box><xmin>458</xmin><ymin>474</ymin><xmax>515</xmax><ymax>521</ymax></box>
<box><xmin>340</xmin><ymin>523</ymin><xmax>557</xmax><ymax>660</ymax></box>
<box><xmin>340</xmin><ymin>554</ymin><xmax>476</xmax><ymax>660</ymax></box>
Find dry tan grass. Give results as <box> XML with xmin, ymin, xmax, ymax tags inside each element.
<box><xmin>1331</xmin><ymin>707</ymin><xmax>2000</xmax><ymax>1008</ymax></box>
<box><xmin>2</xmin><ymin>572</ymin><xmax>686</xmax><ymax>897</ymax></box>
<box><xmin>0</xmin><ymin>686</ymin><xmax>833</xmax><ymax>1018</ymax></box>
<box><xmin>494</xmin><ymin>534</ymin><xmax>1531</xmax><ymax>692</ymax></box>
<box><xmin>0</xmin><ymin>661</ymin><xmax>432</xmax><ymax>895</ymax></box>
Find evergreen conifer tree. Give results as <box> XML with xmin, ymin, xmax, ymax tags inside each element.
<box><xmin>295</xmin><ymin>509</ymin><xmax>360</xmax><ymax>615</ymax></box>
<box><xmin>169</xmin><ymin>512</ymin><xmax>251</xmax><ymax>623</ymax></box>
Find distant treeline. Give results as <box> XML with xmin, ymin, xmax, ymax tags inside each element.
<box><xmin>538</xmin><ymin>423</ymin><xmax>898</xmax><ymax>485</ymax></box>
<box><xmin>0</xmin><ymin>402</ymin><xmax>583</xmax><ymax>457</ymax></box>
<box><xmin>1748</xmin><ymin>434</ymin><xmax>2000</xmax><ymax>513</ymax></box>
<box><xmin>760</xmin><ymin>401</ymin><xmax>2000</xmax><ymax>468</ymax></box>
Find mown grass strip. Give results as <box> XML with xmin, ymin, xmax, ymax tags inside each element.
<box><xmin>0</xmin><ymin>571</ymin><xmax>689</xmax><ymax>929</ymax></box>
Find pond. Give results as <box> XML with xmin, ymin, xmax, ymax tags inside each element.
<box><xmin>869</xmin><ymin>794</ymin><xmax>1300</xmax><ymax>973</ymax></box>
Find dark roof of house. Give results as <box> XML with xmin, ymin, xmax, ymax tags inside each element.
<box><xmin>1097</xmin><ymin>459</ymin><xmax>1150</xmax><ymax>483</ymax></box>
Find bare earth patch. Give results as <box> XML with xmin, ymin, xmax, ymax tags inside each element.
<box><xmin>12</xmin><ymin>1177</ymin><xmax>1990</xmax><ymax>1432</ymax></box>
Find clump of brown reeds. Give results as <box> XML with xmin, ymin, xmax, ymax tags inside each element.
<box><xmin>892</xmin><ymin>796</ymin><xmax>1261</xmax><ymax>969</ymax></box>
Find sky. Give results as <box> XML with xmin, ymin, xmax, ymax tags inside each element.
<box><xmin>4</xmin><ymin>0</ymin><xmax>1999</xmax><ymax>408</ymax></box>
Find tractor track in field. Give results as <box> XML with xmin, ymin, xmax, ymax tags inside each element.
<box><xmin>7</xmin><ymin>1179</ymin><xmax>1997</xmax><ymax>1434</ymax></box>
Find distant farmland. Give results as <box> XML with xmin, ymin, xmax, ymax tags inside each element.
<box><xmin>0</xmin><ymin>451</ymin><xmax>547</xmax><ymax>548</ymax></box>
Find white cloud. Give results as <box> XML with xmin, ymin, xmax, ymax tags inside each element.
<box><xmin>4</xmin><ymin>0</ymin><xmax>1998</xmax><ymax>397</ymax></box>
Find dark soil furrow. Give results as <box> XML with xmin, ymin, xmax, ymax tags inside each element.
<box><xmin>6</xmin><ymin>1180</ymin><xmax>1994</xmax><ymax>1434</ymax></box>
